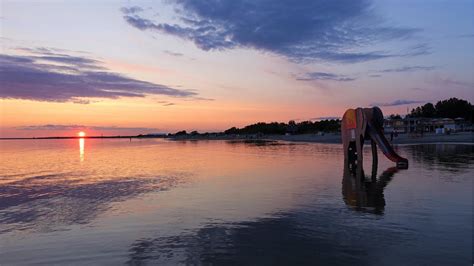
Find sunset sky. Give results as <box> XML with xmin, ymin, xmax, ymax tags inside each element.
<box><xmin>1</xmin><ymin>0</ymin><xmax>473</xmax><ymax>137</ymax></box>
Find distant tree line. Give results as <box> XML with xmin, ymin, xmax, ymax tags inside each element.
<box><xmin>388</xmin><ymin>114</ymin><xmax>402</xmax><ymax>119</ymax></box>
<box><xmin>171</xmin><ymin>97</ymin><xmax>472</xmax><ymax>137</ymax></box>
<box><xmin>224</xmin><ymin>119</ymin><xmax>340</xmax><ymax>135</ymax></box>
<box><xmin>408</xmin><ymin>98</ymin><xmax>473</xmax><ymax>121</ymax></box>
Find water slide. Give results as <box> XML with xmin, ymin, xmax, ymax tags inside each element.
<box><xmin>342</xmin><ymin>107</ymin><xmax>408</xmax><ymax>169</ymax></box>
<box><xmin>366</xmin><ymin>123</ymin><xmax>408</xmax><ymax>167</ymax></box>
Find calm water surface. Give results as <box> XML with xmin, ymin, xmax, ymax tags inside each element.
<box><xmin>0</xmin><ymin>139</ymin><xmax>472</xmax><ymax>265</ymax></box>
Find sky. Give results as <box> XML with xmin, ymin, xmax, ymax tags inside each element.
<box><xmin>0</xmin><ymin>0</ymin><xmax>473</xmax><ymax>137</ymax></box>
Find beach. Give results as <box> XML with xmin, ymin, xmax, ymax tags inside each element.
<box><xmin>169</xmin><ymin>131</ymin><xmax>473</xmax><ymax>144</ymax></box>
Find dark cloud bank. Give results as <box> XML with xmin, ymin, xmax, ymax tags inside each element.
<box><xmin>0</xmin><ymin>48</ymin><xmax>197</xmax><ymax>103</ymax></box>
<box><xmin>16</xmin><ymin>124</ymin><xmax>157</xmax><ymax>131</ymax></box>
<box><xmin>122</xmin><ymin>0</ymin><xmax>426</xmax><ymax>63</ymax></box>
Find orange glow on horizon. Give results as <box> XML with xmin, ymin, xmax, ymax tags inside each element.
<box><xmin>78</xmin><ymin>131</ymin><xmax>86</xmax><ymax>137</ymax></box>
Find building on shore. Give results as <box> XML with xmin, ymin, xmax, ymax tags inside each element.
<box><xmin>383</xmin><ymin>117</ymin><xmax>471</xmax><ymax>134</ymax></box>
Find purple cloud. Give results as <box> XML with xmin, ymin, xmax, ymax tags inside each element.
<box><xmin>121</xmin><ymin>0</ymin><xmax>425</xmax><ymax>63</ymax></box>
<box><xmin>0</xmin><ymin>49</ymin><xmax>198</xmax><ymax>103</ymax></box>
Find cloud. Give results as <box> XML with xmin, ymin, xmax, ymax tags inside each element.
<box><xmin>16</xmin><ymin>124</ymin><xmax>157</xmax><ymax>131</ymax></box>
<box><xmin>182</xmin><ymin>96</ymin><xmax>215</xmax><ymax>101</ymax></box>
<box><xmin>163</xmin><ymin>50</ymin><xmax>184</xmax><ymax>57</ymax></box>
<box><xmin>0</xmin><ymin>49</ymin><xmax>198</xmax><ymax>103</ymax></box>
<box><xmin>121</xmin><ymin>0</ymin><xmax>423</xmax><ymax>63</ymax></box>
<box><xmin>297</xmin><ymin>72</ymin><xmax>355</xmax><ymax>82</ymax></box>
<box><xmin>458</xmin><ymin>33</ymin><xmax>474</xmax><ymax>38</ymax></box>
<box><xmin>311</xmin><ymin>116</ymin><xmax>340</xmax><ymax>120</ymax></box>
<box><xmin>370</xmin><ymin>99</ymin><xmax>424</xmax><ymax>107</ymax></box>
<box><xmin>435</xmin><ymin>77</ymin><xmax>474</xmax><ymax>89</ymax></box>
<box><xmin>379</xmin><ymin>65</ymin><xmax>435</xmax><ymax>73</ymax></box>
<box><xmin>120</xmin><ymin>6</ymin><xmax>144</xmax><ymax>15</ymax></box>
<box><xmin>399</xmin><ymin>43</ymin><xmax>431</xmax><ymax>57</ymax></box>
<box><xmin>410</xmin><ymin>87</ymin><xmax>427</xmax><ymax>91</ymax></box>
<box><xmin>15</xmin><ymin>46</ymin><xmax>91</xmax><ymax>56</ymax></box>
<box><xmin>72</xmin><ymin>99</ymin><xmax>92</xmax><ymax>104</ymax></box>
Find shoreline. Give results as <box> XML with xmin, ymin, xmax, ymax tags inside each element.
<box><xmin>1</xmin><ymin>132</ymin><xmax>472</xmax><ymax>145</ymax></box>
<box><xmin>169</xmin><ymin>132</ymin><xmax>473</xmax><ymax>145</ymax></box>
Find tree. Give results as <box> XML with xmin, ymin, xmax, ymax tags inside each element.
<box><xmin>409</xmin><ymin>98</ymin><xmax>472</xmax><ymax>120</ymax></box>
<box><xmin>287</xmin><ymin>120</ymin><xmax>297</xmax><ymax>134</ymax></box>
<box><xmin>421</xmin><ymin>103</ymin><xmax>436</xmax><ymax>118</ymax></box>
<box><xmin>435</xmin><ymin>98</ymin><xmax>472</xmax><ymax>120</ymax></box>
<box><xmin>222</xmin><ymin>119</ymin><xmax>341</xmax><ymax>135</ymax></box>
<box><xmin>224</xmin><ymin>127</ymin><xmax>239</xmax><ymax>134</ymax></box>
<box><xmin>389</xmin><ymin>114</ymin><xmax>402</xmax><ymax>119</ymax></box>
<box><xmin>410</xmin><ymin>103</ymin><xmax>435</xmax><ymax>118</ymax></box>
<box><xmin>174</xmin><ymin>130</ymin><xmax>187</xmax><ymax>136</ymax></box>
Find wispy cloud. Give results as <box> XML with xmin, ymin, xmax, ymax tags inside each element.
<box><xmin>15</xmin><ymin>46</ymin><xmax>90</xmax><ymax>56</ymax></box>
<box><xmin>297</xmin><ymin>72</ymin><xmax>355</xmax><ymax>82</ymax></box>
<box><xmin>121</xmin><ymin>0</ymin><xmax>424</xmax><ymax>63</ymax></box>
<box><xmin>311</xmin><ymin>116</ymin><xmax>340</xmax><ymax>120</ymax></box>
<box><xmin>399</xmin><ymin>43</ymin><xmax>431</xmax><ymax>57</ymax></box>
<box><xmin>182</xmin><ymin>96</ymin><xmax>215</xmax><ymax>101</ymax></box>
<box><xmin>163</xmin><ymin>50</ymin><xmax>184</xmax><ymax>57</ymax></box>
<box><xmin>16</xmin><ymin>124</ymin><xmax>157</xmax><ymax>131</ymax></box>
<box><xmin>457</xmin><ymin>33</ymin><xmax>474</xmax><ymax>38</ymax></box>
<box><xmin>435</xmin><ymin>77</ymin><xmax>474</xmax><ymax>89</ymax></box>
<box><xmin>379</xmin><ymin>65</ymin><xmax>435</xmax><ymax>73</ymax></box>
<box><xmin>370</xmin><ymin>99</ymin><xmax>424</xmax><ymax>107</ymax></box>
<box><xmin>0</xmin><ymin>48</ymin><xmax>198</xmax><ymax>103</ymax></box>
<box><xmin>120</xmin><ymin>6</ymin><xmax>144</xmax><ymax>15</ymax></box>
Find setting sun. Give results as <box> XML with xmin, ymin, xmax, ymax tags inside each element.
<box><xmin>78</xmin><ymin>131</ymin><xmax>86</xmax><ymax>137</ymax></box>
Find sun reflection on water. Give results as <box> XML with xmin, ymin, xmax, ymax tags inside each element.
<box><xmin>79</xmin><ymin>138</ymin><xmax>85</xmax><ymax>162</ymax></box>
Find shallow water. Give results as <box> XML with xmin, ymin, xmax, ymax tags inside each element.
<box><xmin>0</xmin><ymin>139</ymin><xmax>472</xmax><ymax>265</ymax></box>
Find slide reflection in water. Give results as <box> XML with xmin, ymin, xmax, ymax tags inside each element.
<box><xmin>342</xmin><ymin>159</ymin><xmax>404</xmax><ymax>214</ymax></box>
